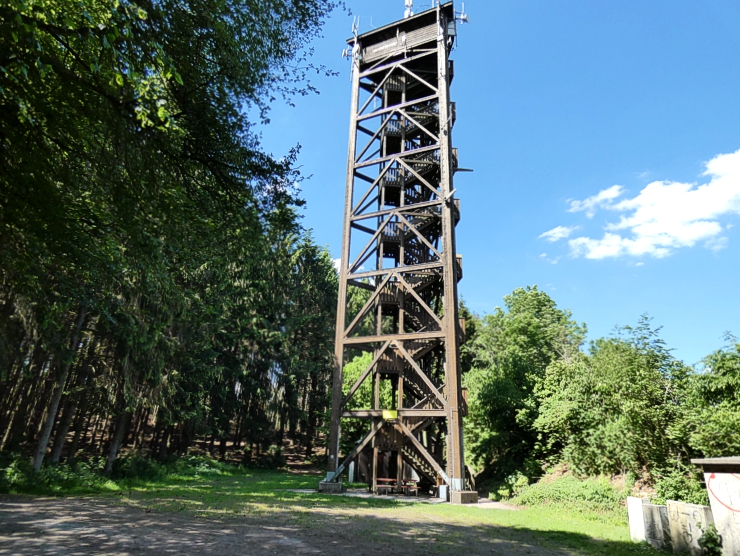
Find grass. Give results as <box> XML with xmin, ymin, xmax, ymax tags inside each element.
<box><xmin>1</xmin><ymin>455</ymin><xmax>663</xmax><ymax>555</ymax></box>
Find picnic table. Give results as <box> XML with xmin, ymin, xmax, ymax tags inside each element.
<box><xmin>376</xmin><ymin>478</ymin><xmax>397</xmax><ymax>495</ymax></box>
<box><xmin>402</xmin><ymin>480</ymin><xmax>419</xmax><ymax>496</ymax></box>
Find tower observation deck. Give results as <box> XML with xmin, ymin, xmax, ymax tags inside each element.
<box><xmin>321</xmin><ymin>2</ymin><xmax>477</xmax><ymax>503</ymax></box>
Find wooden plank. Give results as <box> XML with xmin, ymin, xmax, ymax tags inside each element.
<box><xmin>328</xmin><ymin>54</ymin><xmax>363</xmax><ymax>473</ymax></box>
<box><xmin>355</xmin><ymin>109</ymin><xmax>398</xmax><ymax>163</ymax></box>
<box><xmin>344</xmin><ymin>275</ymin><xmax>391</xmax><ymax>338</ymax></box>
<box><xmin>360</xmin><ymin>49</ymin><xmax>437</xmax><ymax>78</ymax></box>
<box><xmin>396</xmin><ymin>420</ymin><xmax>449</xmax><ymax>484</ymax></box>
<box><xmin>396</xmin><ymin>274</ymin><xmax>444</xmax><ymax>330</ymax></box>
<box><xmin>397</xmin><ymin>63</ymin><xmax>438</xmax><ymax>94</ymax></box>
<box><xmin>340</xmin><ymin>341</ymin><xmax>392</xmax><ymax>410</ymax></box>
<box><xmin>350</xmin><ymin>221</ymin><xmax>376</xmax><ymax>235</ymax></box>
<box><xmin>342</xmin><ymin>409</ymin><xmax>447</xmax><ymax>418</ymax></box>
<box><xmin>397</xmin><ymin>158</ymin><xmax>441</xmax><ymax>198</ymax></box>
<box><xmin>351</xmin><ymin>199</ymin><xmax>442</xmax><ymax>222</ymax></box>
<box><xmin>348</xmin><ymin>261</ymin><xmax>444</xmax><ymax>280</ymax></box>
<box><xmin>348</xmin><ymin>214</ymin><xmax>391</xmax><ymax>274</ymax></box>
<box><xmin>397</xmin><ymin>213</ymin><xmax>442</xmax><ymax>261</ymax></box>
<box><xmin>399</xmin><ymin>108</ymin><xmax>440</xmax><ymax>143</ymax></box>
<box><xmin>354</xmin><ymin>145</ymin><xmax>438</xmax><ymax>170</ymax></box>
<box><xmin>395</xmin><ymin>341</ymin><xmax>447</xmax><ymax>407</ymax></box>
<box><xmin>333</xmin><ymin>419</ymin><xmax>384</xmax><ymax>480</ymax></box>
<box><xmin>343</xmin><ymin>331</ymin><xmax>445</xmax><ymax>345</ymax></box>
<box><xmin>358</xmin><ymin>69</ymin><xmax>394</xmax><ymax>116</ymax></box>
<box><xmin>357</xmin><ymin>93</ymin><xmax>439</xmax><ymax>123</ymax></box>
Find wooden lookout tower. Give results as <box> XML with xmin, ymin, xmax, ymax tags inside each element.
<box><xmin>320</xmin><ymin>2</ymin><xmax>477</xmax><ymax>504</ymax></box>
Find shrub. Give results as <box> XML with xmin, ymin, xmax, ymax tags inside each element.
<box><xmin>698</xmin><ymin>524</ymin><xmax>723</xmax><ymax>556</ymax></box>
<box><xmin>652</xmin><ymin>466</ymin><xmax>708</xmax><ymax>506</ymax></box>
<box><xmin>510</xmin><ymin>472</ymin><xmax>627</xmax><ymax>520</ymax></box>
<box><xmin>112</xmin><ymin>453</ymin><xmax>166</xmax><ymax>481</ymax></box>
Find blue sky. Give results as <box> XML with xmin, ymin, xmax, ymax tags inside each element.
<box><xmin>257</xmin><ymin>0</ymin><xmax>740</xmax><ymax>365</ymax></box>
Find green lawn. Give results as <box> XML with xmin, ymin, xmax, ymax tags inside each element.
<box><xmin>106</xmin><ymin>464</ymin><xmax>659</xmax><ymax>555</ymax></box>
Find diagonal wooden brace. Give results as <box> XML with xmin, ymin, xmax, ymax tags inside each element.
<box><xmin>396</xmin><ymin>420</ymin><xmax>449</xmax><ymax>484</ymax></box>
<box><xmin>340</xmin><ymin>340</ymin><xmax>392</xmax><ymax>409</ymax></box>
<box><xmin>394</xmin><ymin>341</ymin><xmax>447</xmax><ymax>407</ymax></box>
<box><xmin>332</xmin><ymin>419</ymin><xmax>385</xmax><ymax>481</ymax></box>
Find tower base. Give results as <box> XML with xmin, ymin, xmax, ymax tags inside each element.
<box><xmin>318</xmin><ymin>481</ymin><xmax>343</xmax><ymax>494</ymax></box>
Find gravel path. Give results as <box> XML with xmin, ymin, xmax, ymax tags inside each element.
<box><xmin>0</xmin><ymin>495</ymin><xmax>575</xmax><ymax>555</ymax></box>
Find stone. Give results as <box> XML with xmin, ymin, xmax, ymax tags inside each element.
<box><xmin>643</xmin><ymin>503</ymin><xmax>671</xmax><ymax>551</ymax></box>
<box><xmin>451</xmin><ymin>491</ymin><xmax>478</xmax><ymax>504</ymax></box>
<box><xmin>666</xmin><ymin>500</ymin><xmax>714</xmax><ymax>556</ymax></box>
<box><xmin>702</xmin><ymin>471</ymin><xmax>740</xmax><ymax>556</ymax></box>
<box><xmin>318</xmin><ymin>481</ymin><xmax>343</xmax><ymax>494</ymax></box>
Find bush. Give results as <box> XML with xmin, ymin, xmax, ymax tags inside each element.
<box><xmin>0</xmin><ymin>455</ymin><xmax>117</xmax><ymax>495</ymax></box>
<box><xmin>112</xmin><ymin>453</ymin><xmax>166</xmax><ymax>481</ymax></box>
<box><xmin>0</xmin><ymin>453</ymin><xmax>237</xmax><ymax>495</ymax></box>
<box><xmin>698</xmin><ymin>524</ymin><xmax>723</xmax><ymax>556</ymax></box>
<box><xmin>490</xmin><ymin>471</ymin><xmax>530</xmax><ymax>500</ymax></box>
<box><xmin>652</xmin><ymin>466</ymin><xmax>708</xmax><ymax>506</ymax></box>
<box><xmin>510</xmin><ymin>472</ymin><xmax>627</xmax><ymax>519</ymax></box>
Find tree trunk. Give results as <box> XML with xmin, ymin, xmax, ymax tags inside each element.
<box><xmin>32</xmin><ymin>305</ymin><xmax>87</xmax><ymax>471</ymax></box>
<box><xmin>66</xmin><ymin>400</ymin><xmax>89</xmax><ymax>464</ymax></box>
<box><xmin>49</xmin><ymin>396</ymin><xmax>77</xmax><ymax>464</ymax></box>
<box><xmin>158</xmin><ymin>425</ymin><xmax>172</xmax><ymax>461</ymax></box>
<box><xmin>103</xmin><ymin>409</ymin><xmax>131</xmax><ymax>476</ymax></box>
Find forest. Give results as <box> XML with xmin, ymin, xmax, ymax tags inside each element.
<box><xmin>1</xmin><ymin>0</ymin><xmax>739</xmax><ymax>504</ymax></box>
<box><xmin>0</xmin><ymin>0</ymin><xmax>340</xmax><ymax>476</ymax></box>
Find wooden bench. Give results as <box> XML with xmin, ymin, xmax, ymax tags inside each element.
<box><xmin>377</xmin><ymin>484</ymin><xmax>395</xmax><ymax>495</ymax></box>
<box><xmin>403</xmin><ymin>485</ymin><xmax>419</xmax><ymax>496</ymax></box>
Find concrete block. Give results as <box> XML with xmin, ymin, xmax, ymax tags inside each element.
<box><xmin>318</xmin><ymin>481</ymin><xmax>343</xmax><ymax>494</ymax></box>
<box><xmin>643</xmin><ymin>503</ymin><xmax>671</xmax><ymax>551</ymax></box>
<box><xmin>667</xmin><ymin>500</ymin><xmax>714</xmax><ymax>556</ymax></box>
<box><xmin>438</xmin><ymin>484</ymin><xmax>448</xmax><ymax>501</ymax></box>
<box><xmin>703</xmin><ymin>471</ymin><xmax>740</xmax><ymax>556</ymax></box>
<box><xmin>627</xmin><ymin>497</ymin><xmax>647</xmax><ymax>542</ymax></box>
<box><xmin>451</xmin><ymin>490</ymin><xmax>478</xmax><ymax>504</ymax></box>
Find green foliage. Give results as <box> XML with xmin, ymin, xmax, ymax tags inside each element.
<box><xmin>464</xmin><ymin>286</ymin><xmax>586</xmax><ymax>478</ymax></box>
<box><xmin>698</xmin><ymin>524</ymin><xmax>723</xmax><ymax>556</ymax></box>
<box><xmin>511</xmin><ymin>472</ymin><xmax>627</xmax><ymax>521</ymax></box>
<box><xmin>680</xmin><ymin>341</ymin><xmax>740</xmax><ymax>458</ymax></box>
<box><xmin>0</xmin><ymin>0</ymin><xmax>341</xmax><ymax>468</ymax></box>
<box><xmin>652</xmin><ymin>466</ymin><xmax>709</xmax><ymax>506</ymax></box>
<box><xmin>339</xmin><ymin>352</ymin><xmax>394</xmax><ymax>454</ymax></box>
<box><xmin>535</xmin><ymin>317</ymin><xmax>690</xmax><ymax>476</ymax></box>
<box><xmin>465</xmin><ymin>286</ymin><xmax>739</xmax><ymax>511</ymax></box>
<box><xmin>1</xmin><ymin>455</ymin><xmax>119</xmax><ymax>494</ymax></box>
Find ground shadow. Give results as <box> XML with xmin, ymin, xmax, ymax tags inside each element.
<box><xmin>0</xmin><ymin>495</ymin><xmax>666</xmax><ymax>556</ymax></box>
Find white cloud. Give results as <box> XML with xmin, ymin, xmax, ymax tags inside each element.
<box><xmin>568</xmin><ymin>185</ymin><xmax>624</xmax><ymax>218</ymax></box>
<box><xmin>561</xmin><ymin>148</ymin><xmax>740</xmax><ymax>259</ymax></box>
<box><xmin>705</xmin><ymin>236</ymin><xmax>729</xmax><ymax>253</ymax></box>
<box><xmin>539</xmin><ymin>253</ymin><xmax>561</xmax><ymax>265</ymax></box>
<box><xmin>539</xmin><ymin>225</ymin><xmax>579</xmax><ymax>243</ymax></box>
<box><xmin>332</xmin><ymin>258</ymin><xmax>342</xmax><ymax>272</ymax></box>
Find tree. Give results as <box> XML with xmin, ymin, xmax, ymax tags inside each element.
<box><xmin>535</xmin><ymin>317</ymin><xmax>690</xmax><ymax>475</ymax></box>
<box><xmin>463</xmin><ymin>286</ymin><xmax>585</xmax><ymax>479</ymax></box>
<box><xmin>0</xmin><ymin>0</ymin><xmax>341</xmax><ymax>470</ymax></box>
<box><xmin>683</xmin><ymin>338</ymin><xmax>740</xmax><ymax>457</ymax></box>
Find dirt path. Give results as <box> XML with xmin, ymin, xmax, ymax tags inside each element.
<box><xmin>0</xmin><ymin>496</ymin><xmax>571</xmax><ymax>556</ymax></box>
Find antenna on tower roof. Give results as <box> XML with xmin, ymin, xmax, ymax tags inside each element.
<box><xmin>404</xmin><ymin>0</ymin><xmax>413</xmax><ymax>19</ymax></box>
<box><xmin>456</xmin><ymin>2</ymin><xmax>469</xmax><ymax>24</ymax></box>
